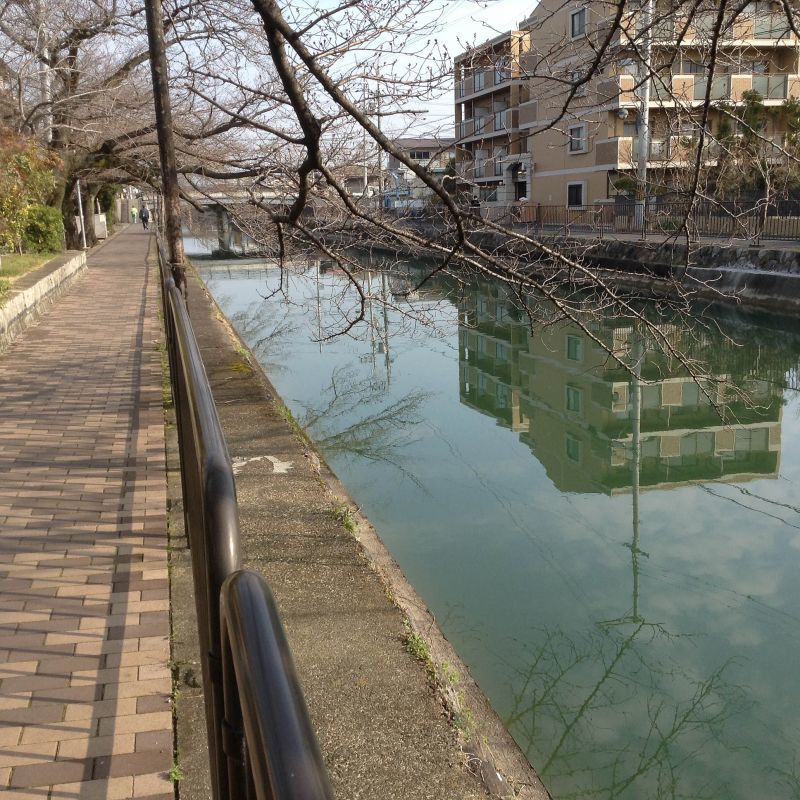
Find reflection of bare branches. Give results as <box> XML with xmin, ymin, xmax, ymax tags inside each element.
<box><xmin>503</xmin><ymin>624</ymin><xmax>747</xmax><ymax>800</ymax></box>
<box><xmin>223</xmin><ymin>292</ymin><xmax>301</xmax><ymax>370</ymax></box>
<box><xmin>296</xmin><ymin>367</ymin><xmax>430</xmax><ymax>485</ymax></box>
<box><xmin>770</xmin><ymin>756</ymin><xmax>800</xmax><ymax>800</ymax></box>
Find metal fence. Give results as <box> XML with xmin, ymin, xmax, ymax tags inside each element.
<box><xmin>483</xmin><ymin>201</ymin><xmax>800</xmax><ymax>242</ymax></box>
<box><xmin>158</xmin><ymin>243</ymin><xmax>334</xmax><ymax>800</ymax></box>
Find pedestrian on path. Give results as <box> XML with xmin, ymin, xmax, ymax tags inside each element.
<box><xmin>140</xmin><ymin>206</ymin><xmax>150</xmax><ymax>230</ymax></box>
<box><xmin>131</xmin><ymin>206</ymin><xmax>138</xmax><ymax>224</ymax></box>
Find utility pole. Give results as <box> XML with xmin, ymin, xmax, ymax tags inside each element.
<box><xmin>75</xmin><ymin>180</ymin><xmax>87</xmax><ymax>250</ymax></box>
<box><xmin>376</xmin><ymin>85</ymin><xmax>383</xmax><ymax>213</ymax></box>
<box><xmin>144</xmin><ymin>0</ymin><xmax>186</xmax><ymax>292</ymax></box>
<box><xmin>635</xmin><ymin>0</ymin><xmax>655</xmax><ymax>236</ymax></box>
<box><xmin>363</xmin><ymin>79</ymin><xmax>369</xmax><ymax>200</ymax></box>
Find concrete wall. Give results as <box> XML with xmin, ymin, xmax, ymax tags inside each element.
<box><xmin>580</xmin><ymin>238</ymin><xmax>800</xmax><ymax>313</ymax></box>
<box><xmin>0</xmin><ymin>251</ymin><xmax>87</xmax><ymax>352</ymax></box>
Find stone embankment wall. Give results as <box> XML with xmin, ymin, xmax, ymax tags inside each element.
<box><xmin>0</xmin><ymin>251</ymin><xmax>87</xmax><ymax>352</ymax></box>
<box><xmin>577</xmin><ymin>239</ymin><xmax>800</xmax><ymax>313</ymax></box>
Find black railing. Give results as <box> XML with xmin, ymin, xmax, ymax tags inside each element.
<box><xmin>158</xmin><ymin>242</ymin><xmax>333</xmax><ymax>800</ymax></box>
<box><xmin>485</xmin><ymin>200</ymin><xmax>800</xmax><ymax>242</ymax></box>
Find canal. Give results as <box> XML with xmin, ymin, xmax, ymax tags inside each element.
<box><xmin>193</xmin><ymin>246</ymin><xmax>800</xmax><ymax>800</ymax></box>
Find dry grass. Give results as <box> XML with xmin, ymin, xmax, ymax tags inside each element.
<box><xmin>0</xmin><ymin>252</ymin><xmax>57</xmax><ymax>279</ymax></box>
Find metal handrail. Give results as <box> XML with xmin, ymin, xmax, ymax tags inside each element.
<box><xmin>221</xmin><ymin>571</ymin><xmax>334</xmax><ymax>800</ymax></box>
<box><xmin>157</xmin><ymin>241</ymin><xmax>333</xmax><ymax>800</ymax></box>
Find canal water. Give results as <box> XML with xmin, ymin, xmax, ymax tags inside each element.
<box><xmin>195</xmin><ymin>251</ymin><xmax>800</xmax><ymax>800</ymax></box>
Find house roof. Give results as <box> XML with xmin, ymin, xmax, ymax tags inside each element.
<box><xmin>392</xmin><ymin>137</ymin><xmax>455</xmax><ymax>151</ymax></box>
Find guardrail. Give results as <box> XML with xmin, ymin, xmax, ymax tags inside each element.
<box><xmin>158</xmin><ymin>241</ymin><xmax>334</xmax><ymax>800</ymax></box>
<box><xmin>479</xmin><ymin>201</ymin><xmax>800</xmax><ymax>242</ymax></box>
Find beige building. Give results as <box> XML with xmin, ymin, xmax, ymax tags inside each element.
<box><xmin>456</xmin><ymin>1</ymin><xmax>800</xmax><ymax>212</ymax></box>
<box><xmin>454</xmin><ymin>30</ymin><xmax>532</xmax><ymax>208</ymax></box>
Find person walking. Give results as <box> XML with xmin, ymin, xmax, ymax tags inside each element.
<box><xmin>140</xmin><ymin>206</ymin><xmax>150</xmax><ymax>230</ymax></box>
<box><xmin>130</xmin><ymin>207</ymin><xmax>138</xmax><ymax>224</ymax></box>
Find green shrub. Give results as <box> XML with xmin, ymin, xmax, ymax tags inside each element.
<box><xmin>22</xmin><ymin>205</ymin><xmax>63</xmax><ymax>253</ymax></box>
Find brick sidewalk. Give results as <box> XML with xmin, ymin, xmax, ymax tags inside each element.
<box><xmin>0</xmin><ymin>228</ymin><xmax>173</xmax><ymax>799</ymax></box>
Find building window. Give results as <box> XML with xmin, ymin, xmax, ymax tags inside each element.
<box><xmin>566</xmin><ymin>385</ymin><xmax>582</xmax><ymax>413</ymax></box>
<box><xmin>410</xmin><ymin>150</ymin><xmax>431</xmax><ymax>161</ymax></box>
<box><xmin>496</xmin><ymin>383</ymin><xmax>510</xmax><ymax>407</ymax></box>
<box><xmin>570</xmin><ymin>7</ymin><xmax>587</xmax><ymax>38</ymax></box>
<box><xmin>568</xmin><ymin>124</ymin><xmax>587</xmax><ymax>153</ymax></box>
<box><xmin>475</xmin><ymin>71</ymin><xmax>485</xmax><ymax>91</ymax></box>
<box><xmin>566</xmin><ymin>335</ymin><xmax>583</xmax><ymax>361</ymax></box>
<box><xmin>567</xmin><ymin>182</ymin><xmax>585</xmax><ymax>208</ymax></box>
<box><xmin>479</xmin><ymin>186</ymin><xmax>498</xmax><ymax>202</ymax></box>
<box><xmin>565</xmin><ymin>434</ymin><xmax>581</xmax><ymax>463</ymax></box>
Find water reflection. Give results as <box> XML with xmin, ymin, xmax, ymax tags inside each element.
<box><xmin>458</xmin><ymin>286</ymin><xmax>785</xmax><ymax>494</ymax></box>
<box><xmin>455</xmin><ymin>282</ymin><xmax>799</xmax><ymax>798</ymax></box>
<box><xmin>198</xmin><ymin>258</ymin><xmax>800</xmax><ymax>800</ymax></box>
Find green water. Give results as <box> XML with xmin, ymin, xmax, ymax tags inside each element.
<box><xmin>198</xmin><ymin>257</ymin><xmax>800</xmax><ymax>800</ymax></box>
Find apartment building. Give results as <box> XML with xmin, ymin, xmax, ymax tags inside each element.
<box><xmin>456</xmin><ymin>1</ymin><xmax>800</xmax><ymax>211</ymax></box>
<box><xmin>385</xmin><ymin>137</ymin><xmax>455</xmax><ymax>209</ymax></box>
<box><xmin>454</xmin><ymin>30</ymin><xmax>532</xmax><ymax>207</ymax></box>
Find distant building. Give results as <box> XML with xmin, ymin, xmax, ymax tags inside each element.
<box><xmin>455</xmin><ymin>2</ymin><xmax>800</xmax><ymax>213</ymax></box>
<box><xmin>453</xmin><ymin>29</ymin><xmax>532</xmax><ymax>210</ymax></box>
<box><xmin>385</xmin><ymin>137</ymin><xmax>455</xmax><ymax>209</ymax></box>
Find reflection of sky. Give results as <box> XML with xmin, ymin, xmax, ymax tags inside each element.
<box><xmin>201</xmin><ymin>265</ymin><xmax>800</xmax><ymax>800</ymax></box>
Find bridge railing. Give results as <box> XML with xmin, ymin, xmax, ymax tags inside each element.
<box><xmin>157</xmin><ymin>240</ymin><xmax>333</xmax><ymax>800</ymax></box>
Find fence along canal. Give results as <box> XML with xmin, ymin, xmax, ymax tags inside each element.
<box><xmin>158</xmin><ymin>242</ymin><xmax>334</xmax><ymax>800</ymax></box>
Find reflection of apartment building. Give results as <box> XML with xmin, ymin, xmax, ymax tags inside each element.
<box><xmin>458</xmin><ymin>285</ymin><xmax>785</xmax><ymax>494</ymax></box>
<box><xmin>454</xmin><ymin>30</ymin><xmax>531</xmax><ymax>205</ymax></box>
<box><xmin>455</xmin><ymin>1</ymin><xmax>799</xmax><ymax>210</ymax></box>
<box><xmin>459</xmin><ymin>288</ymin><xmax>530</xmax><ymax>431</ymax></box>
<box><xmin>385</xmin><ymin>138</ymin><xmax>455</xmax><ymax>209</ymax></box>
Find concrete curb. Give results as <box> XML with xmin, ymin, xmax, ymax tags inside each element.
<box><xmin>0</xmin><ymin>250</ymin><xmax>87</xmax><ymax>353</ymax></box>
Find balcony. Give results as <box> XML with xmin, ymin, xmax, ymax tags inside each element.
<box><xmin>752</xmin><ymin>74</ymin><xmax>788</xmax><ymax>100</ymax></box>
<box><xmin>456</xmin><ymin>119</ymin><xmax>475</xmax><ymax>140</ymax></box>
<box><xmin>617</xmin><ymin>135</ymin><xmax>722</xmax><ymax>164</ymax></box>
<box><xmin>458</xmin><ymin>66</ymin><xmax>516</xmax><ymax>99</ymax></box>
<box><xmin>693</xmin><ymin>75</ymin><xmax>731</xmax><ymax>101</ymax></box>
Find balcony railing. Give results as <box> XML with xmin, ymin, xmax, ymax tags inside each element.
<box><xmin>753</xmin><ymin>74</ymin><xmax>788</xmax><ymax>99</ymax></box>
<box><xmin>456</xmin><ymin>119</ymin><xmax>474</xmax><ymax>139</ymax></box>
<box><xmin>626</xmin><ymin>136</ymin><xmax>721</xmax><ymax>163</ymax></box>
<box><xmin>157</xmin><ymin>242</ymin><xmax>334</xmax><ymax>800</ymax></box>
<box><xmin>693</xmin><ymin>75</ymin><xmax>731</xmax><ymax>100</ymax></box>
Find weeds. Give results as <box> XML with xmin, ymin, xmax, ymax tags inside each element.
<box><xmin>331</xmin><ymin>499</ymin><xmax>357</xmax><ymax>533</ymax></box>
<box><xmin>169</xmin><ymin>760</ymin><xmax>184</xmax><ymax>783</ymax></box>
<box><xmin>277</xmin><ymin>403</ymin><xmax>312</xmax><ymax>448</ymax></box>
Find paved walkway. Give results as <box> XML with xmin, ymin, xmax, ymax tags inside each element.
<box><xmin>0</xmin><ymin>228</ymin><xmax>173</xmax><ymax>799</ymax></box>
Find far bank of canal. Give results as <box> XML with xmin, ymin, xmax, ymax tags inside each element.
<box><xmin>194</xmin><ymin>247</ymin><xmax>800</xmax><ymax>800</ymax></box>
